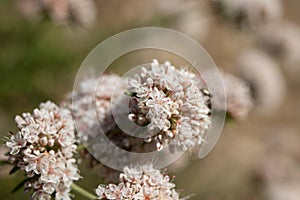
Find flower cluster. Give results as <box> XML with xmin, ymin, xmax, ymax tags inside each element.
<box><xmin>15</xmin><ymin>0</ymin><xmax>97</xmax><ymax>27</ymax></box>
<box><xmin>70</xmin><ymin>74</ymin><xmax>124</xmax><ymax>142</ymax></box>
<box><xmin>95</xmin><ymin>164</ymin><xmax>183</xmax><ymax>200</ymax></box>
<box><xmin>257</xmin><ymin>21</ymin><xmax>300</xmax><ymax>66</ymax></box>
<box><xmin>220</xmin><ymin>72</ymin><xmax>253</xmax><ymax>121</ymax></box>
<box><xmin>236</xmin><ymin>50</ymin><xmax>285</xmax><ymax>115</ymax></box>
<box><xmin>127</xmin><ymin>60</ymin><xmax>211</xmax><ymax>151</ymax></box>
<box><xmin>5</xmin><ymin>101</ymin><xmax>80</xmax><ymax>200</ymax></box>
<box><xmin>212</xmin><ymin>0</ymin><xmax>282</xmax><ymax>30</ymax></box>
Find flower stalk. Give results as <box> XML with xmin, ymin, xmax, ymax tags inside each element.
<box><xmin>76</xmin><ymin>144</ymin><xmax>86</xmax><ymax>151</ymax></box>
<box><xmin>71</xmin><ymin>183</ymin><xmax>98</xmax><ymax>200</ymax></box>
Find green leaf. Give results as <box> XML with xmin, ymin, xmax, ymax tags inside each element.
<box><xmin>124</xmin><ymin>91</ymin><xmax>135</xmax><ymax>96</ymax></box>
<box><xmin>9</xmin><ymin>165</ymin><xmax>19</xmax><ymax>175</ymax></box>
<box><xmin>0</xmin><ymin>159</ymin><xmax>10</xmax><ymax>165</ymax></box>
<box><xmin>12</xmin><ymin>177</ymin><xmax>32</xmax><ymax>193</ymax></box>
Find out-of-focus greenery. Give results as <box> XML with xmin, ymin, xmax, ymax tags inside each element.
<box><xmin>0</xmin><ymin>1</ymin><xmax>107</xmax><ymax>199</ymax></box>
<box><xmin>0</xmin><ymin>2</ymin><xmax>83</xmax><ymax>131</ymax></box>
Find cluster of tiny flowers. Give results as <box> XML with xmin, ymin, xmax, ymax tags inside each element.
<box><xmin>155</xmin><ymin>0</ymin><xmax>211</xmax><ymax>42</ymax></box>
<box><xmin>70</xmin><ymin>74</ymin><xmax>123</xmax><ymax>142</ymax></box>
<box><xmin>95</xmin><ymin>164</ymin><xmax>183</xmax><ymax>200</ymax></box>
<box><xmin>16</xmin><ymin>0</ymin><xmax>97</xmax><ymax>27</ymax></box>
<box><xmin>127</xmin><ymin>60</ymin><xmax>211</xmax><ymax>151</ymax></box>
<box><xmin>212</xmin><ymin>0</ymin><xmax>282</xmax><ymax>30</ymax></box>
<box><xmin>236</xmin><ymin>50</ymin><xmax>285</xmax><ymax>114</ymax></box>
<box><xmin>5</xmin><ymin>101</ymin><xmax>80</xmax><ymax>200</ymax></box>
<box><xmin>220</xmin><ymin>72</ymin><xmax>253</xmax><ymax>121</ymax></box>
<box><xmin>257</xmin><ymin>21</ymin><xmax>300</xmax><ymax>66</ymax></box>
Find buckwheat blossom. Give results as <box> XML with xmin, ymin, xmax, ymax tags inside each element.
<box><xmin>5</xmin><ymin>101</ymin><xmax>80</xmax><ymax>200</ymax></box>
<box><xmin>68</xmin><ymin>0</ymin><xmax>97</xmax><ymax>27</ymax></box>
<box><xmin>257</xmin><ymin>21</ymin><xmax>300</xmax><ymax>70</ymax></box>
<box><xmin>95</xmin><ymin>164</ymin><xmax>186</xmax><ymax>200</ymax></box>
<box><xmin>218</xmin><ymin>72</ymin><xmax>253</xmax><ymax>121</ymax></box>
<box><xmin>15</xmin><ymin>0</ymin><xmax>97</xmax><ymax>27</ymax></box>
<box><xmin>153</xmin><ymin>0</ymin><xmax>211</xmax><ymax>42</ymax></box>
<box><xmin>69</xmin><ymin>73</ymin><xmax>124</xmax><ymax>142</ymax></box>
<box><xmin>174</xmin><ymin>7</ymin><xmax>211</xmax><ymax>42</ymax></box>
<box><xmin>127</xmin><ymin>60</ymin><xmax>211</xmax><ymax>151</ymax></box>
<box><xmin>69</xmin><ymin>74</ymin><xmax>131</xmax><ymax>175</ymax></box>
<box><xmin>212</xmin><ymin>0</ymin><xmax>282</xmax><ymax>30</ymax></box>
<box><xmin>236</xmin><ymin>50</ymin><xmax>285</xmax><ymax>115</ymax></box>
<box><xmin>70</xmin><ymin>73</ymin><xmax>159</xmax><ymax>183</ymax></box>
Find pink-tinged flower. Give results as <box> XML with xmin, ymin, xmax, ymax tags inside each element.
<box><xmin>95</xmin><ymin>164</ymin><xmax>185</xmax><ymax>200</ymax></box>
<box><xmin>6</xmin><ymin>131</ymin><xmax>27</xmax><ymax>155</ymax></box>
<box><xmin>55</xmin><ymin>183</ymin><xmax>72</xmax><ymax>200</ymax></box>
<box><xmin>5</xmin><ymin>101</ymin><xmax>80</xmax><ymax>200</ymax></box>
<box><xmin>216</xmin><ymin>72</ymin><xmax>253</xmax><ymax>121</ymax></box>
<box><xmin>257</xmin><ymin>21</ymin><xmax>300</xmax><ymax>69</ymax></box>
<box><xmin>236</xmin><ymin>50</ymin><xmax>286</xmax><ymax>115</ymax></box>
<box><xmin>69</xmin><ymin>74</ymin><xmax>124</xmax><ymax>142</ymax></box>
<box><xmin>32</xmin><ymin>190</ymin><xmax>51</xmax><ymax>200</ymax></box>
<box><xmin>127</xmin><ymin>60</ymin><xmax>211</xmax><ymax>151</ymax></box>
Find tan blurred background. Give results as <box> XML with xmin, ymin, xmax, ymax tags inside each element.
<box><xmin>0</xmin><ymin>0</ymin><xmax>300</xmax><ymax>199</ymax></box>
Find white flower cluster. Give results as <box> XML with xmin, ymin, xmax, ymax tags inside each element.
<box><xmin>220</xmin><ymin>72</ymin><xmax>253</xmax><ymax>121</ymax></box>
<box><xmin>6</xmin><ymin>101</ymin><xmax>80</xmax><ymax>200</ymax></box>
<box><xmin>212</xmin><ymin>0</ymin><xmax>282</xmax><ymax>29</ymax></box>
<box><xmin>95</xmin><ymin>164</ymin><xmax>183</xmax><ymax>200</ymax></box>
<box><xmin>127</xmin><ymin>60</ymin><xmax>211</xmax><ymax>151</ymax></box>
<box><xmin>70</xmin><ymin>74</ymin><xmax>123</xmax><ymax>142</ymax></box>
<box><xmin>236</xmin><ymin>50</ymin><xmax>285</xmax><ymax>115</ymax></box>
<box><xmin>257</xmin><ymin>21</ymin><xmax>300</xmax><ymax>67</ymax></box>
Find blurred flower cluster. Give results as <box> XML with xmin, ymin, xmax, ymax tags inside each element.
<box><xmin>69</xmin><ymin>74</ymin><xmax>123</xmax><ymax>142</ymax></box>
<box><xmin>212</xmin><ymin>0</ymin><xmax>282</xmax><ymax>30</ymax></box>
<box><xmin>15</xmin><ymin>0</ymin><xmax>97</xmax><ymax>27</ymax></box>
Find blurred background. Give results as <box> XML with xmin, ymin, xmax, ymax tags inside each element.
<box><xmin>0</xmin><ymin>0</ymin><xmax>300</xmax><ymax>199</ymax></box>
